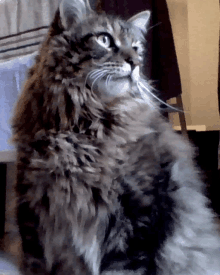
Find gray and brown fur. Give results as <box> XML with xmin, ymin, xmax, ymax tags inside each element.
<box><xmin>12</xmin><ymin>0</ymin><xmax>220</xmax><ymax>274</ymax></box>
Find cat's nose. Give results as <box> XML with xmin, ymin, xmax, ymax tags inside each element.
<box><xmin>125</xmin><ymin>58</ymin><xmax>134</xmax><ymax>67</ymax></box>
<box><xmin>125</xmin><ymin>57</ymin><xmax>139</xmax><ymax>70</ymax></box>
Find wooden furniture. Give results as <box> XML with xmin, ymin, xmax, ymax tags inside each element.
<box><xmin>166</xmin><ymin>0</ymin><xmax>220</xmax><ymax>132</ymax></box>
<box><xmin>163</xmin><ymin>95</ymin><xmax>188</xmax><ymax>138</ymax></box>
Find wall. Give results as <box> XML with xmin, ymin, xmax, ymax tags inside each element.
<box><xmin>166</xmin><ymin>0</ymin><xmax>220</xmax><ymax>131</ymax></box>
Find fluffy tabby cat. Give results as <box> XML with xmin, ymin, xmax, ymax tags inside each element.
<box><xmin>12</xmin><ymin>0</ymin><xmax>220</xmax><ymax>274</ymax></box>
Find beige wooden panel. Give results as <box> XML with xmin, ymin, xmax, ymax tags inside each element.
<box><xmin>166</xmin><ymin>0</ymin><xmax>192</xmax><ymax>126</ymax></box>
<box><xmin>166</xmin><ymin>0</ymin><xmax>220</xmax><ymax>131</ymax></box>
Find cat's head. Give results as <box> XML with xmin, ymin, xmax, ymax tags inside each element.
<box><xmin>12</xmin><ymin>0</ymin><xmax>153</xmax><ymax>139</ymax></box>
<box><xmin>50</xmin><ymin>0</ymin><xmax>151</xmax><ymax>102</ymax></box>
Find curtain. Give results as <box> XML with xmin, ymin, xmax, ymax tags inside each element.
<box><xmin>0</xmin><ymin>0</ymin><xmax>61</xmax><ymax>62</ymax></box>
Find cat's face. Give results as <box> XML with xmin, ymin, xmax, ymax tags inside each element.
<box><xmin>56</xmin><ymin>0</ymin><xmax>150</xmax><ymax>102</ymax></box>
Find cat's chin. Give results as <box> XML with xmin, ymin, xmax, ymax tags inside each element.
<box><xmin>88</xmin><ymin>77</ymin><xmax>133</xmax><ymax>101</ymax></box>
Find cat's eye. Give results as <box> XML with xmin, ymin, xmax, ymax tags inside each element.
<box><xmin>96</xmin><ymin>34</ymin><xmax>111</xmax><ymax>48</ymax></box>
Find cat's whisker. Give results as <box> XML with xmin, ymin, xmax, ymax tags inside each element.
<box><xmin>84</xmin><ymin>69</ymin><xmax>111</xmax><ymax>95</ymax></box>
<box><xmin>91</xmin><ymin>71</ymin><xmax>108</xmax><ymax>93</ymax></box>
<box><xmin>137</xmin><ymin>82</ymin><xmax>155</xmax><ymax>108</ymax></box>
<box><xmin>106</xmin><ymin>74</ymin><xmax>112</xmax><ymax>87</ymax></box>
<box><xmin>138</xmin><ymin>81</ymin><xmax>184</xmax><ymax>112</ymax></box>
<box><xmin>89</xmin><ymin>69</ymin><xmax>104</xmax><ymax>78</ymax></box>
<box><xmin>90</xmin><ymin>70</ymin><xmax>109</xmax><ymax>82</ymax></box>
<box><xmin>84</xmin><ymin>69</ymin><xmax>107</xmax><ymax>93</ymax></box>
<box><xmin>89</xmin><ymin>69</ymin><xmax>111</xmax><ymax>81</ymax></box>
<box><xmin>84</xmin><ymin>69</ymin><xmax>102</xmax><ymax>87</ymax></box>
<box><xmin>84</xmin><ymin>69</ymin><xmax>101</xmax><ymax>94</ymax></box>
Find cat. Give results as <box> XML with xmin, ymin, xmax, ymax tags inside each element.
<box><xmin>12</xmin><ymin>0</ymin><xmax>220</xmax><ymax>274</ymax></box>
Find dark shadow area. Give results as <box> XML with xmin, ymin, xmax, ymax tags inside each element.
<box><xmin>188</xmin><ymin>131</ymin><xmax>220</xmax><ymax>216</ymax></box>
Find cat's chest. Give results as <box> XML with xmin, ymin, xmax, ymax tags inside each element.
<box><xmin>27</xmin><ymin>129</ymin><xmax>158</xmax><ymax>212</ymax></box>
<box><xmin>29</xmin><ymin>131</ymin><xmax>125</xmax><ymax>197</ymax></box>
<box><xmin>35</xmin><ymin>129</ymin><xmax>158</xmax><ymax>182</ymax></box>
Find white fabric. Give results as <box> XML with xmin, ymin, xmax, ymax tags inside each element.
<box><xmin>0</xmin><ymin>52</ymin><xmax>37</xmax><ymax>151</ymax></box>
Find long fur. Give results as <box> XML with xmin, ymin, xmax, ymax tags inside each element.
<box><xmin>12</xmin><ymin>0</ymin><xmax>220</xmax><ymax>274</ymax></box>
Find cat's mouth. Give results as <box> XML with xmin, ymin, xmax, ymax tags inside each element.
<box><xmin>86</xmin><ymin>66</ymin><xmax>140</xmax><ymax>99</ymax></box>
<box><xmin>86</xmin><ymin>74</ymin><xmax>132</xmax><ymax>99</ymax></box>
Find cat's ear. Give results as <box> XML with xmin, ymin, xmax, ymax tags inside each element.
<box><xmin>59</xmin><ymin>0</ymin><xmax>93</xmax><ymax>29</ymax></box>
<box><xmin>128</xmin><ymin>11</ymin><xmax>151</xmax><ymax>34</ymax></box>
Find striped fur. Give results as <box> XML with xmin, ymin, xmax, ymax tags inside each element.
<box><xmin>12</xmin><ymin>0</ymin><xmax>220</xmax><ymax>274</ymax></box>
